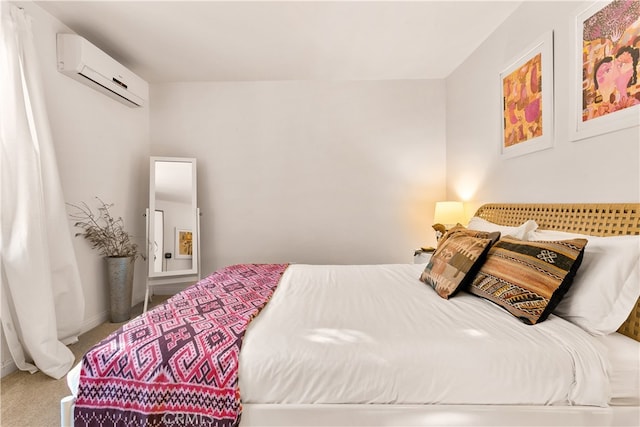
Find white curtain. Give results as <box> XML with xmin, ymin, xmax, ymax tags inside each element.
<box><xmin>0</xmin><ymin>4</ymin><xmax>85</xmax><ymax>379</ymax></box>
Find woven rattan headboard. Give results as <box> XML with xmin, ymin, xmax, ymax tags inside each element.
<box><xmin>474</xmin><ymin>203</ymin><xmax>640</xmax><ymax>341</ymax></box>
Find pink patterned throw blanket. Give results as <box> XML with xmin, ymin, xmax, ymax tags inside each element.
<box><xmin>74</xmin><ymin>263</ymin><xmax>289</xmax><ymax>427</ymax></box>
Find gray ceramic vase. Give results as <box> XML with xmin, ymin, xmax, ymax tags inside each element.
<box><xmin>105</xmin><ymin>256</ymin><xmax>134</xmax><ymax>322</ymax></box>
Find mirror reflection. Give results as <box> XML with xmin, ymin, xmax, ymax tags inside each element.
<box><xmin>149</xmin><ymin>157</ymin><xmax>198</xmax><ymax>277</ymax></box>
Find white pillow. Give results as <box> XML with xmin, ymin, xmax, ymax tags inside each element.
<box><xmin>466</xmin><ymin>217</ymin><xmax>538</xmax><ymax>240</ymax></box>
<box><xmin>530</xmin><ymin>230</ymin><xmax>640</xmax><ymax>335</ymax></box>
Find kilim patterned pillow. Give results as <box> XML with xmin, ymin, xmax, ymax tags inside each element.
<box><xmin>420</xmin><ymin>226</ymin><xmax>500</xmax><ymax>299</ymax></box>
<box><xmin>468</xmin><ymin>236</ymin><xmax>588</xmax><ymax>325</ymax></box>
<box><xmin>438</xmin><ymin>224</ymin><xmax>501</xmax><ymax>247</ymax></box>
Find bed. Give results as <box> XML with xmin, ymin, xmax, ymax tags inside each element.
<box><xmin>60</xmin><ymin>203</ymin><xmax>640</xmax><ymax>427</ymax></box>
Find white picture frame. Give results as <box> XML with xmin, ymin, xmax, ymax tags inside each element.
<box><xmin>500</xmin><ymin>31</ymin><xmax>554</xmax><ymax>159</ymax></box>
<box><xmin>570</xmin><ymin>0</ymin><xmax>640</xmax><ymax>141</ymax></box>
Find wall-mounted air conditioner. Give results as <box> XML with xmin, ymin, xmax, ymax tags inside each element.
<box><xmin>56</xmin><ymin>33</ymin><xmax>148</xmax><ymax>108</ymax></box>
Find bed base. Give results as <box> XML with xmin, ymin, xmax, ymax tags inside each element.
<box><xmin>61</xmin><ymin>397</ymin><xmax>639</xmax><ymax>427</ymax></box>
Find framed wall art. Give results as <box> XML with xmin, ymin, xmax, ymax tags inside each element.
<box><xmin>571</xmin><ymin>0</ymin><xmax>640</xmax><ymax>141</ymax></box>
<box><xmin>500</xmin><ymin>31</ymin><xmax>554</xmax><ymax>159</ymax></box>
<box><xmin>175</xmin><ymin>228</ymin><xmax>193</xmax><ymax>259</ymax></box>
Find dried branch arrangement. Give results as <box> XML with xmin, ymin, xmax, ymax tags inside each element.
<box><xmin>68</xmin><ymin>197</ymin><xmax>141</xmax><ymax>260</ymax></box>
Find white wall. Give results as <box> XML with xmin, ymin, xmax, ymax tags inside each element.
<box><xmin>446</xmin><ymin>0</ymin><xmax>640</xmax><ymax>212</ymax></box>
<box><xmin>2</xmin><ymin>1</ymin><xmax>150</xmax><ymax>376</ymax></box>
<box><xmin>151</xmin><ymin>80</ymin><xmax>446</xmax><ymax>274</ymax></box>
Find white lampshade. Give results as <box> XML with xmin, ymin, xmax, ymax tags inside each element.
<box><xmin>433</xmin><ymin>201</ymin><xmax>465</xmax><ymax>227</ymax></box>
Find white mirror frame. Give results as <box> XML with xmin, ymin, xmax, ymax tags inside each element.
<box><xmin>148</xmin><ymin>156</ymin><xmax>198</xmax><ymax>278</ymax></box>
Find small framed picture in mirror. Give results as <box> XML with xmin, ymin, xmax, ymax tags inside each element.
<box><xmin>175</xmin><ymin>228</ymin><xmax>193</xmax><ymax>259</ymax></box>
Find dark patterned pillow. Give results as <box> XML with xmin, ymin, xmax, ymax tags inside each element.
<box><xmin>420</xmin><ymin>227</ymin><xmax>500</xmax><ymax>299</ymax></box>
<box><xmin>468</xmin><ymin>236</ymin><xmax>587</xmax><ymax>325</ymax></box>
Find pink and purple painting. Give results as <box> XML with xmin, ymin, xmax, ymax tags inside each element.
<box><xmin>582</xmin><ymin>0</ymin><xmax>640</xmax><ymax>122</ymax></box>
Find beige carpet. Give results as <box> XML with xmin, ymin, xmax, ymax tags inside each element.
<box><xmin>0</xmin><ymin>296</ymin><xmax>169</xmax><ymax>427</ymax></box>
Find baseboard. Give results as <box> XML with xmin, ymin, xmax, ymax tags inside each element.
<box><xmin>1</xmin><ymin>359</ymin><xmax>17</xmax><ymax>378</ymax></box>
<box><xmin>150</xmin><ymin>283</ymin><xmax>189</xmax><ymax>295</ymax></box>
<box><xmin>79</xmin><ymin>310</ymin><xmax>109</xmax><ymax>335</ymax></box>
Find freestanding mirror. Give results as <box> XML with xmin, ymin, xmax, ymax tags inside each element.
<box><xmin>144</xmin><ymin>156</ymin><xmax>199</xmax><ymax>312</ymax></box>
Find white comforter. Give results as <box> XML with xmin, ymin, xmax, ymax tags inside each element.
<box><xmin>238</xmin><ymin>263</ymin><xmax>611</xmax><ymax>407</ymax></box>
<box><xmin>67</xmin><ymin>264</ymin><xmax>612</xmax><ymax>407</ymax></box>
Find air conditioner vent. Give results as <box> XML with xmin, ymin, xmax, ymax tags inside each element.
<box><xmin>56</xmin><ymin>34</ymin><xmax>148</xmax><ymax>108</ymax></box>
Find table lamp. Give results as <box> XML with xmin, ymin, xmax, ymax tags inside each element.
<box><xmin>433</xmin><ymin>201</ymin><xmax>465</xmax><ymax>241</ymax></box>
